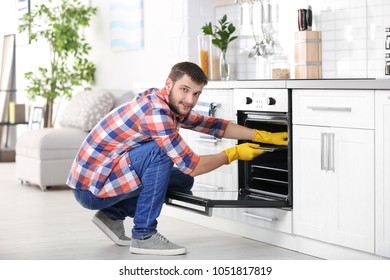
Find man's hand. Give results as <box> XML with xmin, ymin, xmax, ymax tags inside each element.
<box><xmin>223</xmin><ymin>143</ymin><xmax>266</xmax><ymax>164</ymax></box>
<box><xmin>252</xmin><ymin>130</ymin><xmax>288</xmax><ymax>146</ymax></box>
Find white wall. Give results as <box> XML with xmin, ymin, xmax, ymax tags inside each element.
<box><xmin>220</xmin><ymin>0</ymin><xmax>390</xmax><ymax>79</ymax></box>
<box><xmin>2</xmin><ymin>0</ymin><xmax>390</xmax><ymax>98</ymax></box>
<box><xmin>89</xmin><ymin>0</ymin><xmax>189</xmax><ymax>90</ymax></box>
<box><xmin>88</xmin><ymin>0</ymin><xmax>214</xmax><ymax>90</ymax></box>
<box><xmin>4</xmin><ymin>0</ymin><xmax>215</xmax><ymax>93</ymax></box>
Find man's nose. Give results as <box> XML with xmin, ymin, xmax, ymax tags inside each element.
<box><xmin>184</xmin><ymin>93</ymin><xmax>195</xmax><ymax>104</ymax></box>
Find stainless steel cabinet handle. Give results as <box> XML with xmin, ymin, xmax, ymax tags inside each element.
<box><xmin>328</xmin><ymin>133</ymin><xmax>335</xmax><ymax>172</ymax></box>
<box><xmin>321</xmin><ymin>132</ymin><xmax>335</xmax><ymax>172</ymax></box>
<box><xmin>195</xmin><ymin>183</ymin><xmax>223</xmax><ymax>191</ymax></box>
<box><xmin>242</xmin><ymin>211</ymin><xmax>278</xmax><ymax>222</ymax></box>
<box><xmin>321</xmin><ymin>133</ymin><xmax>328</xmax><ymax>171</ymax></box>
<box><xmin>193</xmin><ymin>137</ymin><xmax>221</xmax><ymax>144</ymax></box>
<box><xmin>307</xmin><ymin>106</ymin><xmax>352</xmax><ymax>112</ymax></box>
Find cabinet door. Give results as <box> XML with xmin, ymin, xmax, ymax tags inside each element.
<box><xmin>186</xmin><ymin>128</ymin><xmax>238</xmax><ymax>191</ymax></box>
<box><xmin>293</xmin><ymin>125</ymin><xmax>374</xmax><ymax>253</ymax></box>
<box><xmin>375</xmin><ymin>91</ymin><xmax>390</xmax><ymax>258</ymax></box>
<box><xmin>180</xmin><ymin>89</ymin><xmax>238</xmax><ymax>191</ymax></box>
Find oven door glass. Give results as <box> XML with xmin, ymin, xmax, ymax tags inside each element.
<box><xmin>165</xmin><ymin>110</ymin><xmax>292</xmax><ymax>216</ymax></box>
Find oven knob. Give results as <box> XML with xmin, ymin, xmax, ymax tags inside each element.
<box><xmin>245</xmin><ymin>97</ymin><xmax>253</xmax><ymax>104</ymax></box>
<box><xmin>267</xmin><ymin>97</ymin><xmax>276</xmax><ymax>105</ymax></box>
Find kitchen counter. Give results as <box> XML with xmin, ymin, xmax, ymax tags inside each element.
<box><xmin>206</xmin><ymin>79</ymin><xmax>390</xmax><ymax>90</ymax></box>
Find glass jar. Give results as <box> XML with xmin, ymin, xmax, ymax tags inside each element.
<box><xmin>198</xmin><ymin>35</ymin><xmax>211</xmax><ymax>77</ymax></box>
<box><xmin>209</xmin><ymin>44</ymin><xmax>221</xmax><ymax>80</ymax></box>
<box><xmin>271</xmin><ymin>54</ymin><xmax>290</xmax><ymax>79</ymax></box>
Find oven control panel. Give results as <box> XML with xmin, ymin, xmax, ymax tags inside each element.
<box><xmin>233</xmin><ymin>89</ymin><xmax>288</xmax><ymax>112</ymax></box>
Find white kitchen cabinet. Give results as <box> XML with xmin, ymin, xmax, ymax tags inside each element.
<box><xmin>181</xmin><ymin>88</ymin><xmax>238</xmax><ymax>191</ymax></box>
<box><xmin>293</xmin><ymin>90</ymin><xmax>375</xmax><ymax>253</ymax></box>
<box><xmin>375</xmin><ymin>90</ymin><xmax>390</xmax><ymax>258</ymax></box>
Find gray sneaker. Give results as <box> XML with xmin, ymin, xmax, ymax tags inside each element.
<box><xmin>91</xmin><ymin>211</ymin><xmax>131</xmax><ymax>246</ymax></box>
<box><xmin>130</xmin><ymin>233</ymin><xmax>187</xmax><ymax>255</ymax></box>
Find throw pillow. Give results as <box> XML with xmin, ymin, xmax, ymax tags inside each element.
<box><xmin>59</xmin><ymin>90</ymin><xmax>114</xmax><ymax>131</ymax></box>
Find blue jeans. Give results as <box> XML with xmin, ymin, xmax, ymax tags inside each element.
<box><xmin>73</xmin><ymin>141</ymin><xmax>194</xmax><ymax>239</ymax></box>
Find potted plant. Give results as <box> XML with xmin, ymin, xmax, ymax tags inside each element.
<box><xmin>202</xmin><ymin>14</ymin><xmax>238</xmax><ymax>80</ymax></box>
<box><xmin>18</xmin><ymin>0</ymin><xmax>97</xmax><ymax>127</ymax></box>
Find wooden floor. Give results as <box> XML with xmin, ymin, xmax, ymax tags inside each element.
<box><xmin>0</xmin><ymin>162</ymin><xmax>318</xmax><ymax>260</ymax></box>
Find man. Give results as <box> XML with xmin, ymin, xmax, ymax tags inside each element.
<box><xmin>67</xmin><ymin>62</ymin><xmax>287</xmax><ymax>256</ymax></box>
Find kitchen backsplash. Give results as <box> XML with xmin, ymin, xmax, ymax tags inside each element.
<box><xmin>192</xmin><ymin>0</ymin><xmax>390</xmax><ymax>80</ymax></box>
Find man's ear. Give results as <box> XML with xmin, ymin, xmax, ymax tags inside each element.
<box><xmin>165</xmin><ymin>78</ymin><xmax>173</xmax><ymax>92</ymax></box>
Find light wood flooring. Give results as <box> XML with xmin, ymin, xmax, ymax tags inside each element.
<box><xmin>0</xmin><ymin>162</ymin><xmax>318</xmax><ymax>260</ymax></box>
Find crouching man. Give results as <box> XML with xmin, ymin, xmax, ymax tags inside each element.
<box><xmin>66</xmin><ymin>61</ymin><xmax>287</xmax><ymax>256</ymax></box>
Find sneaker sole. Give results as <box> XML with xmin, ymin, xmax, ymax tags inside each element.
<box><xmin>91</xmin><ymin>215</ymin><xmax>131</xmax><ymax>246</ymax></box>
<box><xmin>130</xmin><ymin>246</ymin><xmax>187</xmax><ymax>256</ymax></box>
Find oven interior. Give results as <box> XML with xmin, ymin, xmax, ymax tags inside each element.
<box><xmin>237</xmin><ymin>111</ymin><xmax>291</xmax><ymax>204</ymax></box>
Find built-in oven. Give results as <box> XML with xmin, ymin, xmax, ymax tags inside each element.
<box><xmin>165</xmin><ymin>88</ymin><xmax>292</xmax><ymax>216</ymax></box>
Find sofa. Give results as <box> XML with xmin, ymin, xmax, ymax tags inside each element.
<box><xmin>15</xmin><ymin>89</ymin><xmax>135</xmax><ymax>191</ymax></box>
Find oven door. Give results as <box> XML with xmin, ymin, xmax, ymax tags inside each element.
<box><xmin>165</xmin><ymin>110</ymin><xmax>292</xmax><ymax>216</ymax></box>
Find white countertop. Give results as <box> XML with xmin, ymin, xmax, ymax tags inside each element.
<box><xmin>206</xmin><ymin>79</ymin><xmax>390</xmax><ymax>90</ymax></box>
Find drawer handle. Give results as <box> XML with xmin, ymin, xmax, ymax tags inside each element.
<box><xmin>193</xmin><ymin>137</ymin><xmax>221</xmax><ymax>144</ymax></box>
<box><xmin>194</xmin><ymin>183</ymin><xmax>223</xmax><ymax>191</ymax></box>
<box><xmin>307</xmin><ymin>106</ymin><xmax>352</xmax><ymax>112</ymax></box>
<box><xmin>242</xmin><ymin>211</ymin><xmax>278</xmax><ymax>222</ymax></box>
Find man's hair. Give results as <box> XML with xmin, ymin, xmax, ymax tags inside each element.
<box><xmin>168</xmin><ymin>61</ymin><xmax>208</xmax><ymax>86</ymax></box>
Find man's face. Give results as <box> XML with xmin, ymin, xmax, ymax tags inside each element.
<box><xmin>166</xmin><ymin>75</ymin><xmax>204</xmax><ymax>116</ymax></box>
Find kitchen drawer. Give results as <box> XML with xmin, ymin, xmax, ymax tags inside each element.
<box><xmin>213</xmin><ymin>207</ymin><xmax>292</xmax><ymax>234</ymax></box>
<box><xmin>293</xmin><ymin>90</ymin><xmax>374</xmax><ymax>129</ymax></box>
<box><xmin>193</xmin><ymin>161</ymin><xmax>238</xmax><ymax>191</ymax></box>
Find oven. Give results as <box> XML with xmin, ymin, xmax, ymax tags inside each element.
<box><xmin>165</xmin><ymin>88</ymin><xmax>292</xmax><ymax>216</ymax></box>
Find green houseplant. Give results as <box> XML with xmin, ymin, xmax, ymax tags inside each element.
<box><xmin>18</xmin><ymin>0</ymin><xmax>97</xmax><ymax>127</ymax></box>
<box><xmin>202</xmin><ymin>14</ymin><xmax>238</xmax><ymax>80</ymax></box>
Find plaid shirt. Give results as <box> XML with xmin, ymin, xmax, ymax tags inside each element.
<box><xmin>66</xmin><ymin>88</ymin><xmax>229</xmax><ymax>198</ymax></box>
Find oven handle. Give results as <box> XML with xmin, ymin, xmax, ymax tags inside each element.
<box><xmin>165</xmin><ymin>197</ymin><xmax>212</xmax><ymax>216</ymax></box>
<box><xmin>245</xmin><ymin>117</ymin><xmax>288</xmax><ymax>124</ymax></box>
<box><xmin>242</xmin><ymin>211</ymin><xmax>278</xmax><ymax>222</ymax></box>
<box><xmin>244</xmin><ymin>118</ymin><xmax>288</xmax><ymax>124</ymax></box>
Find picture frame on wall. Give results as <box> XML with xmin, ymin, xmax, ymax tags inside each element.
<box><xmin>16</xmin><ymin>0</ymin><xmax>30</xmax><ymax>46</ymax></box>
<box><xmin>109</xmin><ymin>0</ymin><xmax>144</xmax><ymax>52</ymax></box>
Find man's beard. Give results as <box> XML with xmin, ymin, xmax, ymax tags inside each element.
<box><xmin>168</xmin><ymin>89</ymin><xmax>193</xmax><ymax>116</ymax></box>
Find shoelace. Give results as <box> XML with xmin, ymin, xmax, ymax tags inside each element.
<box><xmin>154</xmin><ymin>233</ymin><xmax>169</xmax><ymax>243</ymax></box>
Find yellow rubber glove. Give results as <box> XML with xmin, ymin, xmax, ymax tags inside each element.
<box><xmin>223</xmin><ymin>143</ymin><xmax>266</xmax><ymax>164</ymax></box>
<box><xmin>252</xmin><ymin>129</ymin><xmax>288</xmax><ymax>146</ymax></box>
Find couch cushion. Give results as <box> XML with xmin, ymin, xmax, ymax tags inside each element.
<box><xmin>99</xmin><ymin>89</ymin><xmax>135</xmax><ymax>108</ymax></box>
<box><xmin>16</xmin><ymin>128</ymin><xmax>88</xmax><ymax>160</ymax></box>
<box><xmin>59</xmin><ymin>90</ymin><xmax>114</xmax><ymax>131</ymax></box>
